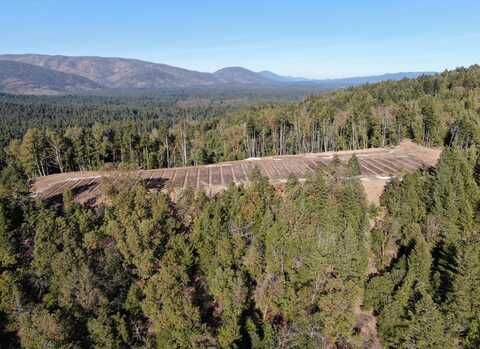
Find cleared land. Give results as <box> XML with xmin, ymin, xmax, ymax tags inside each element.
<box><xmin>31</xmin><ymin>140</ymin><xmax>441</xmax><ymax>205</ymax></box>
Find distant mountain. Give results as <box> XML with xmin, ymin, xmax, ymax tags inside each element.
<box><xmin>0</xmin><ymin>54</ymin><xmax>218</xmax><ymax>89</ymax></box>
<box><xmin>0</xmin><ymin>53</ymin><xmax>437</xmax><ymax>95</ymax></box>
<box><xmin>0</xmin><ymin>60</ymin><xmax>102</xmax><ymax>95</ymax></box>
<box><xmin>214</xmin><ymin>67</ymin><xmax>273</xmax><ymax>85</ymax></box>
<box><xmin>260</xmin><ymin>70</ymin><xmax>435</xmax><ymax>86</ymax></box>
<box><xmin>258</xmin><ymin>70</ymin><xmax>310</xmax><ymax>82</ymax></box>
<box><xmin>311</xmin><ymin>72</ymin><xmax>437</xmax><ymax>87</ymax></box>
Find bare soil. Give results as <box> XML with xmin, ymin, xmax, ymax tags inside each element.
<box><xmin>32</xmin><ymin>140</ymin><xmax>442</xmax><ymax>206</ymax></box>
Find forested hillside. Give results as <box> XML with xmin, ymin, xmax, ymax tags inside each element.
<box><xmin>0</xmin><ymin>61</ymin><xmax>102</xmax><ymax>95</ymax></box>
<box><xmin>2</xmin><ymin>65</ymin><xmax>480</xmax><ymax>178</ymax></box>
<box><xmin>1</xmin><ymin>65</ymin><xmax>480</xmax><ymax>348</ymax></box>
<box><xmin>365</xmin><ymin>147</ymin><xmax>480</xmax><ymax>348</ymax></box>
<box><xmin>0</xmin><ymin>157</ymin><xmax>373</xmax><ymax>348</ymax></box>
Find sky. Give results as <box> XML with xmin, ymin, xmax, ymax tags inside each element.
<box><xmin>2</xmin><ymin>0</ymin><xmax>480</xmax><ymax>78</ymax></box>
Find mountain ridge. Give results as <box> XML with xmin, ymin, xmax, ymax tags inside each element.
<box><xmin>258</xmin><ymin>70</ymin><xmax>310</xmax><ymax>82</ymax></box>
<box><xmin>0</xmin><ymin>53</ymin><xmax>436</xmax><ymax>95</ymax></box>
<box><xmin>0</xmin><ymin>60</ymin><xmax>103</xmax><ymax>95</ymax></box>
<box><xmin>214</xmin><ymin>67</ymin><xmax>273</xmax><ymax>85</ymax></box>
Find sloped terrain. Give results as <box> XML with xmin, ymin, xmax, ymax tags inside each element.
<box><xmin>0</xmin><ymin>54</ymin><xmax>218</xmax><ymax>89</ymax></box>
<box><xmin>0</xmin><ymin>60</ymin><xmax>102</xmax><ymax>95</ymax></box>
<box><xmin>32</xmin><ymin>140</ymin><xmax>441</xmax><ymax>205</ymax></box>
<box><xmin>0</xmin><ymin>54</ymin><xmax>435</xmax><ymax>94</ymax></box>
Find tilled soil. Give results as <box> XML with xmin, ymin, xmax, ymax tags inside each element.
<box><xmin>31</xmin><ymin>140</ymin><xmax>441</xmax><ymax>205</ymax></box>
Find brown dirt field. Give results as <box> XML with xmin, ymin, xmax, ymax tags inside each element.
<box><xmin>361</xmin><ymin>178</ymin><xmax>390</xmax><ymax>206</ymax></box>
<box><xmin>31</xmin><ymin>140</ymin><xmax>442</xmax><ymax>206</ymax></box>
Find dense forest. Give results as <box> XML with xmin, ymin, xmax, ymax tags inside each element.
<box><xmin>2</xmin><ymin>65</ymin><xmax>480</xmax><ymax>178</ymax></box>
<box><xmin>1</xmin><ymin>65</ymin><xmax>480</xmax><ymax>348</ymax></box>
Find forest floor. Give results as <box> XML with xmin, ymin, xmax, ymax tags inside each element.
<box><xmin>353</xmin><ymin>299</ymin><xmax>382</xmax><ymax>349</ymax></box>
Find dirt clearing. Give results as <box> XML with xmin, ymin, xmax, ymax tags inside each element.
<box><xmin>32</xmin><ymin>140</ymin><xmax>441</xmax><ymax>205</ymax></box>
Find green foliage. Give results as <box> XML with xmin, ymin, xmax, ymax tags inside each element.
<box><xmin>348</xmin><ymin>154</ymin><xmax>362</xmax><ymax>176</ymax></box>
<box><xmin>105</xmin><ymin>185</ymin><xmax>180</xmax><ymax>279</ymax></box>
<box><xmin>3</xmin><ymin>66</ymin><xmax>480</xmax><ymax>347</ymax></box>
<box><xmin>366</xmin><ymin>146</ymin><xmax>480</xmax><ymax>348</ymax></box>
<box><xmin>6</xmin><ymin>65</ymin><xmax>480</xmax><ymax>176</ymax></box>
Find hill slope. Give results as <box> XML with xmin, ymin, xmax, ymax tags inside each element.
<box><xmin>0</xmin><ymin>54</ymin><xmax>218</xmax><ymax>89</ymax></box>
<box><xmin>0</xmin><ymin>60</ymin><xmax>103</xmax><ymax>95</ymax></box>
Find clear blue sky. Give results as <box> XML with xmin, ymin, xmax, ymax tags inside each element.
<box><xmin>2</xmin><ymin>0</ymin><xmax>479</xmax><ymax>78</ymax></box>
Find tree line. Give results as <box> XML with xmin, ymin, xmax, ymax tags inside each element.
<box><xmin>3</xmin><ymin>65</ymin><xmax>480</xmax><ymax>178</ymax></box>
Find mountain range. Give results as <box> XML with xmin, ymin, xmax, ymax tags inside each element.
<box><xmin>0</xmin><ymin>54</ymin><xmax>435</xmax><ymax>95</ymax></box>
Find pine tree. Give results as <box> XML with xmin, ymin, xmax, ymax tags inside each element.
<box><xmin>347</xmin><ymin>154</ymin><xmax>362</xmax><ymax>176</ymax></box>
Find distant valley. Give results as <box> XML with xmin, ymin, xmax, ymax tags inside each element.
<box><xmin>0</xmin><ymin>53</ymin><xmax>435</xmax><ymax>95</ymax></box>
